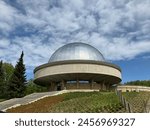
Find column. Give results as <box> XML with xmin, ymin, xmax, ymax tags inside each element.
<box><xmin>102</xmin><ymin>81</ymin><xmax>105</xmax><ymax>90</ymax></box>
<box><xmin>61</xmin><ymin>80</ymin><xmax>65</xmax><ymax>90</ymax></box>
<box><xmin>77</xmin><ymin>79</ymin><xmax>79</xmax><ymax>89</ymax></box>
<box><xmin>50</xmin><ymin>81</ymin><xmax>55</xmax><ymax>91</ymax></box>
<box><xmin>90</xmin><ymin>80</ymin><xmax>94</xmax><ymax>89</ymax></box>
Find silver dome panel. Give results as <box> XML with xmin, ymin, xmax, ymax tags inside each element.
<box><xmin>49</xmin><ymin>42</ymin><xmax>105</xmax><ymax>62</ymax></box>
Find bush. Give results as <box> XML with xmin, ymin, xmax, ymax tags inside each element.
<box><xmin>25</xmin><ymin>80</ymin><xmax>48</xmax><ymax>95</ymax></box>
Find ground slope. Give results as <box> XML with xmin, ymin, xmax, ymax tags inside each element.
<box><xmin>7</xmin><ymin>92</ymin><xmax>124</xmax><ymax>113</ymax></box>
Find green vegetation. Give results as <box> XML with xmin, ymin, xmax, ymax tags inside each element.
<box><xmin>49</xmin><ymin>92</ymin><xmax>123</xmax><ymax>113</ymax></box>
<box><xmin>3</xmin><ymin>62</ymin><xmax>14</xmax><ymax>82</ymax></box>
<box><xmin>0</xmin><ymin>61</ymin><xmax>5</xmax><ymax>98</ymax></box>
<box><xmin>0</xmin><ymin>52</ymin><xmax>47</xmax><ymax>100</ymax></box>
<box><xmin>7</xmin><ymin>51</ymin><xmax>26</xmax><ymax>98</ymax></box>
<box><xmin>6</xmin><ymin>91</ymin><xmax>150</xmax><ymax>113</ymax></box>
<box><xmin>0</xmin><ymin>99</ymin><xmax>6</xmax><ymax>102</ymax></box>
<box><xmin>123</xmin><ymin>92</ymin><xmax>150</xmax><ymax>112</ymax></box>
<box><xmin>0</xmin><ymin>61</ymin><xmax>15</xmax><ymax>98</ymax></box>
<box><xmin>7</xmin><ymin>92</ymin><xmax>124</xmax><ymax>113</ymax></box>
<box><xmin>63</xmin><ymin>91</ymin><xmax>99</xmax><ymax>101</ymax></box>
<box><xmin>25</xmin><ymin>80</ymin><xmax>48</xmax><ymax>95</ymax></box>
<box><xmin>125</xmin><ymin>80</ymin><xmax>150</xmax><ymax>87</ymax></box>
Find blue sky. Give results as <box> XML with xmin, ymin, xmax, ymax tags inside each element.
<box><xmin>0</xmin><ymin>0</ymin><xmax>150</xmax><ymax>83</ymax></box>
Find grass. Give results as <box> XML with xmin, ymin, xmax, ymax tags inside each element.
<box><xmin>49</xmin><ymin>92</ymin><xmax>123</xmax><ymax>113</ymax></box>
<box><xmin>7</xmin><ymin>94</ymin><xmax>64</xmax><ymax>112</ymax></box>
<box><xmin>6</xmin><ymin>91</ymin><xmax>150</xmax><ymax>113</ymax></box>
<box><xmin>7</xmin><ymin>92</ymin><xmax>124</xmax><ymax>113</ymax></box>
<box><xmin>123</xmin><ymin>92</ymin><xmax>150</xmax><ymax>112</ymax></box>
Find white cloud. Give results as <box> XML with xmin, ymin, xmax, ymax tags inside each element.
<box><xmin>0</xmin><ymin>38</ymin><xmax>10</xmax><ymax>48</ymax></box>
<box><xmin>0</xmin><ymin>0</ymin><xmax>150</xmax><ymax>70</ymax></box>
<box><xmin>0</xmin><ymin>1</ymin><xmax>18</xmax><ymax>35</ymax></box>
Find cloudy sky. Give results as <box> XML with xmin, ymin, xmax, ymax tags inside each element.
<box><xmin>0</xmin><ymin>0</ymin><xmax>150</xmax><ymax>82</ymax></box>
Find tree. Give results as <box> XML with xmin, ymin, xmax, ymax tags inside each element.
<box><xmin>124</xmin><ymin>80</ymin><xmax>150</xmax><ymax>87</ymax></box>
<box><xmin>7</xmin><ymin>51</ymin><xmax>26</xmax><ymax>98</ymax></box>
<box><xmin>3</xmin><ymin>63</ymin><xmax>14</xmax><ymax>82</ymax></box>
<box><xmin>25</xmin><ymin>79</ymin><xmax>48</xmax><ymax>95</ymax></box>
<box><xmin>0</xmin><ymin>61</ymin><xmax>5</xmax><ymax>98</ymax></box>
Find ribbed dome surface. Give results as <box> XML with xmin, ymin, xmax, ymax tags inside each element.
<box><xmin>49</xmin><ymin>42</ymin><xmax>105</xmax><ymax>62</ymax></box>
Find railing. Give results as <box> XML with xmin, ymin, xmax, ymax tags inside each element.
<box><xmin>115</xmin><ymin>90</ymin><xmax>132</xmax><ymax>113</ymax></box>
<box><xmin>115</xmin><ymin>89</ymin><xmax>150</xmax><ymax>113</ymax></box>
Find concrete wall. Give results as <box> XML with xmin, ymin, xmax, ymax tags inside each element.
<box><xmin>117</xmin><ymin>85</ymin><xmax>150</xmax><ymax>92</ymax></box>
<box><xmin>35</xmin><ymin>63</ymin><xmax>121</xmax><ymax>80</ymax></box>
<box><xmin>34</xmin><ymin>61</ymin><xmax>121</xmax><ymax>90</ymax></box>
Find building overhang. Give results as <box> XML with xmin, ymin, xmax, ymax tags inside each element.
<box><xmin>34</xmin><ymin>60</ymin><xmax>122</xmax><ymax>86</ymax></box>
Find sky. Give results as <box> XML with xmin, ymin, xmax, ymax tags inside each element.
<box><xmin>0</xmin><ymin>0</ymin><xmax>150</xmax><ymax>83</ymax></box>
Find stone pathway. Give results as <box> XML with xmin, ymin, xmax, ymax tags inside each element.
<box><xmin>0</xmin><ymin>91</ymin><xmax>59</xmax><ymax>111</ymax></box>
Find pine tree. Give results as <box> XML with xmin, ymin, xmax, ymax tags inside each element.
<box><xmin>8</xmin><ymin>51</ymin><xmax>26</xmax><ymax>98</ymax></box>
<box><xmin>0</xmin><ymin>60</ymin><xmax>5</xmax><ymax>98</ymax></box>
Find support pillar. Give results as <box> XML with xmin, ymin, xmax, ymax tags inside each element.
<box><xmin>99</xmin><ymin>83</ymin><xmax>102</xmax><ymax>91</ymax></box>
<box><xmin>90</xmin><ymin>80</ymin><xmax>94</xmax><ymax>89</ymax></box>
<box><xmin>77</xmin><ymin>79</ymin><xmax>79</xmax><ymax>89</ymax></box>
<box><xmin>48</xmin><ymin>84</ymin><xmax>51</xmax><ymax>91</ymax></box>
<box><xmin>102</xmin><ymin>81</ymin><xmax>106</xmax><ymax>90</ymax></box>
<box><xmin>107</xmin><ymin>83</ymin><xmax>110</xmax><ymax>91</ymax></box>
<box><xmin>61</xmin><ymin>80</ymin><xmax>65</xmax><ymax>90</ymax></box>
<box><xmin>50</xmin><ymin>81</ymin><xmax>56</xmax><ymax>91</ymax></box>
<box><xmin>64</xmin><ymin>81</ymin><xmax>67</xmax><ymax>90</ymax></box>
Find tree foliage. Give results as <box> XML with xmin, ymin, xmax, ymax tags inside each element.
<box><xmin>0</xmin><ymin>61</ymin><xmax>15</xmax><ymax>98</ymax></box>
<box><xmin>25</xmin><ymin>79</ymin><xmax>48</xmax><ymax>95</ymax></box>
<box><xmin>3</xmin><ymin>62</ymin><xmax>14</xmax><ymax>82</ymax></box>
<box><xmin>0</xmin><ymin>52</ymin><xmax>49</xmax><ymax>99</ymax></box>
<box><xmin>7</xmin><ymin>51</ymin><xmax>26</xmax><ymax>98</ymax></box>
<box><xmin>0</xmin><ymin>61</ymin><xmax>5</xmax><ymax>98</ymax></box>
<box><xmin>125</xmin><ymin>80</ymin><xmax>150</xmax><ymax>87</ymax></box>
<box><xmin>0</xmin><ymin>61</ymin><xmax>4</xmax><ymax>83</ymax></box>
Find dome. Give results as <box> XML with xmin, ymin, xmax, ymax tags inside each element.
<box><xmin>49</xmin><ymin>42</ymin><xmax>105</xmax><ymax>62</ymax></box>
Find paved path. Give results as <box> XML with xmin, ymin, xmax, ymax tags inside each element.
<box><xmin>0</xmin><ymin>91</ymin><xmax>59</xmax><ymax>111</ymax></box>
<box><xmin>0</xmin><ymin>89</ymin><xmax>98</xmax><ymax>112</ymax></box>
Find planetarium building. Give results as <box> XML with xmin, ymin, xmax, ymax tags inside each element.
<box><xmin>34</xmin><ymin>42</ymin><xmax>122</xmax><ymax>91</ymax></box>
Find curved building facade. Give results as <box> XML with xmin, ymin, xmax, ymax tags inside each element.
<box><xmin>34</xmin><ymin>42</ymin><xmax>122</xmax><ymax>91</ymax></box>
